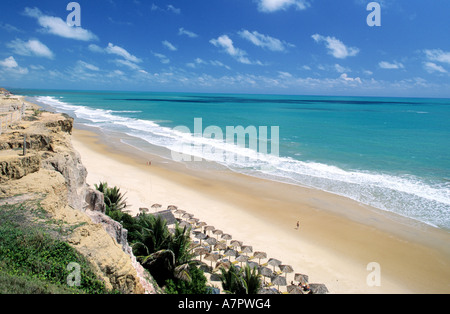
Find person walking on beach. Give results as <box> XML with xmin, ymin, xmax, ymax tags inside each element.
<box><xmin>296</xmin><ymin>221</ymin><xmax>300</xmax><ymax>230</ymax></box>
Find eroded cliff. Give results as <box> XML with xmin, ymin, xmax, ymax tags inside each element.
<box><xmin>0</xmin><ymin>98</ymin><xmax>157</xmax><ymax>294</ymax></box>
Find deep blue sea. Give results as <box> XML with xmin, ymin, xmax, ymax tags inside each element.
<box><xmin>13</xmin><ymin>89</ymin><xmax>450</xmax><ymax>230</ymax></box>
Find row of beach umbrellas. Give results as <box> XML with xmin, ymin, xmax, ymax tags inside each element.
<box><xmin>162</xmin><ymin>204</ymin><xmax>313</xmax><ymax>294</ymax></box>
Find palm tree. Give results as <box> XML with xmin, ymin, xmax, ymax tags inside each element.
<box><xmin>240</xmin><ymin>265</ymin><xmax>262</xmax><ymax>294</ymax></box>
<box><xmin>133</xmin><ymin>217</ymin><xmax>200</xmax><ymax>287</ymax></box>
<box><xmin>219</xmin><ymin>264</ymin><xmax>246</xmax><ymax>294</ymax></box>
<box><xmin>219</xmin><ymin>264</ymin><xmax>262</xmax><ymax>294</ymax></box>
<box><xmin>168</xmin><ymin>223</ymin><xmax>194</xmax><ymax>266</ymax></box>
<box><xmin>132</xmin><ymin>214</ymin><xmax>170</xmax><ymax>256</ymax></box>
<box><xmin>94</xmin><ymin>182</ymin><xmax>128</xmax><ymax>215</ymax></box>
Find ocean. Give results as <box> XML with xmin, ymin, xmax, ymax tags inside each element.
<box><xmin>13</xmin><ymin>89</ymin><xmax>450</xmax><ymax>230</ymax></box>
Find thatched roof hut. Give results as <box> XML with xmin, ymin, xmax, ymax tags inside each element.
<box><xmin>151</xmin><ymin>209</ymin><xmax>177</xmax><ymax>225</ymax></box>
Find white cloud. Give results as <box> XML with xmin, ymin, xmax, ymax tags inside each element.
<box><xmin>105</xmin><ymin>43</ymin><xmax>142</xmax><ymax>63</ymax></box>
<box><xmin>178</xmin><ymin>27</ymin><xmax>198</xmax><ymax>38</ymax></box>
<box><xmin>88</xmin><ymin>44</ymin><xmax>104</xmax><ymax>53</ymax></box>
<box><xmin>7</xmin><ymin>38</ymin><xmax>54</xmax><ymax>59</ymax></box>
<box><xmin>162</xmin><ymin>40</ymin><xmax>177</xmax><ymax>51</ymax></box>
<box><xmin>167</xmin><ymin>5</ymin><xmax>181</xmax><ymax>14</ymax></box>
<box><xmin>153</xmin><ymin>52</ymin><xmax>170</xmax><ymax>64</ymax></box>
<box><xmin>238</xmin><ymin>30</ymin><xmax>294</xmax><ymax>52</ymax></box>
<box><xmin>114</xmin><ymin>59</ymin><xmax>142</xmax><ymax>70</ymax></box>
<box><xmin>0</xmin><ymin>56</ymin><xmax>28</xmax><ymax>74</ymax></box>
<box><xmin>0</xmin><ymin>22</ymin><xmax>22</xmax><ymax>33</ymax></box>
<box><xmin>278</xmin><ymin>71</ymin><xmax>292</xmax><ymax>78</ymax></box>
<box><xmin>423</xmin><ymin>62</ymin><xmax>447</xmax><ymax>74</ymax></box>
<box><xmin>0</xmin><ymin>56</ymin><xmax>19</xmax><ymax>68</ymax></box>
<box><xmin>24</xmin><ymin>7</ymin><xmax>98</xmax><ymax>41</ymax></box>
<box><xmin>256</xmin><ymin>0</ymin><xmax>310</xmax><ymax>12</ymax></box>
<box><xmin>76</xmin><ymin>60</ymin><xmax>99</xmax><ymax>71</ymax></box>
<box><xmin>340</xmin><ymin>73</ymin><xmax>362</xmax><ymax>83</ymax></box>
<box><xmin>210</xmin><ymin>60</ymin><xmax>231</xmax><ymax>70</ymax></box>
<box><xmin>187</xmin><ymin>58</ymin><xmax>231</xmax><ymax>70</ymax></box>
<box><xmin>210</xmin><ymin>35</ymin><xmax>252</xmax><ymax>64</ymax></box>
<box><xmin>379</xmin><ymin>61</ymin><xmax>404</xmax><ymax>69</ymax></box>
<box><xmin>312</xmin><ymin>34</ymin><xmax>359</xmax><ymax>59</ymax></box>
<box><xmin>30</xmin><ymin>64</ymin><xmax>45</xmax><ymax>71</ymax></box>
<box><xmin>424</xmin><ymin>49</ymin><xmax>450</xmax><ymax>65</ymax></box>
<box><xmin>335</xmin><ymin>64</ymin><xmax>351</xmax><ymax>73</ymax></box>
<box><xmin>151</xmin><ymin>4</ymin><xmax>180</xmax><ymax>14</ymax></box>
<box><xmin>90</xmin><ymin>43</ymin><xmax>144</xmax><ymax>72</ymax></box>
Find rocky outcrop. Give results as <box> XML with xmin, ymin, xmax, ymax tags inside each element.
<box><xmin>85</xmin><ymin>209</ymin><xmax>157</xmax><ymax>294</ymax></box>
<box><xmin>0</xmin><ymin>98</ymin><xmax>157</xmax><ymax>294</ymax></box>
<box><xmin>0</xmin><ymin>153</ymin><xmax>41</xmax><ymax>182</ymax></box>
<box><xmin>85</xmin><ymin>188</ymin><xmax>106</xmax><ymax>213</ymax></box>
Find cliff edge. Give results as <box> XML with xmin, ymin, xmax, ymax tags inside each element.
<box><xmin>0</xmin><ymin>94</ymin><xmax>157</xmax><ymax>294</ymax></box>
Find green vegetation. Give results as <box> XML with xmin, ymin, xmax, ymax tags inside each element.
<box><xmin>95</xmin><ymin>182</ymin><xmax>211</xmax><ymax>294</ymax></box>
<box><xmin>165</xmin><ymin>265</ymin><xmax>208</xmax><ymax>294</ymax></box>
<box><xmin>0</xmin><ymin>201</ymin><xmax>111</xmax><ymax>294</ymax></box>
<box><xmin>94</xmin><ymin>182</ymin><xmax>128</xmax><ymax>215</ymax></box>
<box><xmin>219</xmin><ymin>264</ymin><xmax>262</xmax><ymax>294</ymax></box>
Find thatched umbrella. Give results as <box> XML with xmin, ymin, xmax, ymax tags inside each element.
<box><xmin>258</xmin><ymin>288</ymin><xmax>279</xmax><ymax>294</ymax></box>
<box><xmin>309</xmin><ymin>283</ymin><xmax>329</xmax><ymax>294</ymax></box>
<box><xmin>214</xmin><ymin>242</ymin><xmax>227</xmax><ymax>253</ymax></box>
<box><xmin>167</xmin><ymin>205</ymin><xmax>178</xmax><ymax>210</ymax></box>
<box><xmin>204</xmin><ymin>253</ymin><xmax>220</xmax><ymax>268</ymax></box>
<box><xmin>212</xmin><ymin>229</ymin><xmax>223</xmax><ymax>239</ymax></box>
<box><xmin>151</xmin><ymin>204</ymin><xmax>162</xmax><ymax>211</ymax></box>
<box><xmin>221</xmin><ymin>233</ymin><xmax>232</xmax><ymax>245</ymax></box>
<box><xmin>188</xmin><ymin>218</ymin><xmax>199</xmax><ymax>225</ymax></box>
<box><xmin>259</xmin><ymin>267</ymin><xmax>273</xmax><ymax>284</ymax></box>
<box><xmin>279</xmin><ymin>264</ymin><xmax>294</xmax><ymax>280</ymax></box>
<box><xmin>209</xmin><ymin>273</ymin><xmax>222</xmax><ymax>282</ymax></box>
<box><xmin>223</xmin><ymin>249</ymin><xmax>237</xmax><ymax>261</ymax></box>
<box><xmin>178</xmin><ymin>221</ymin><xmax>191</xmax><ymax>229</ymax></box>
<box><xmin>174</xmin><ymin>209</ymin><xmax>186</xmax><ymax>218</ymax></box>
<box><xmin>196</xmin><ymin>221</ymin><xmax>207</xmax><ymax>230</ymax></box>
<box><xmin>287</xmin><ymin>285</ymin><xmax>303</xmax><ymax>294</ymax></box>
<box><xmin>294</xmin><ymin>273</ymin><xmax>309</xmax><ymax>285</ymax></box>
<box><xmin>214</xmin><ymin>261</ymin><xmax>231</xmax><ymax>272</ymax></box>
<box><xmin>247</xmin><ymin>261</ymin><xmax>259</xmax><ymax>270</ymax></box>
<box><xmin>271</xmin><ymin>275</ymin><xmax>287</xmax><ymax>291</ymax></box>
<box><xmin>241</xmin><ymin>245</ymin><xmax>253</xmax><ymax>256</ymax></box>
<box><xmin>253</xmin><ymin>251</ymin><xmax>267</xmax><ymax>265</ymax></box>
<box><xmin>139</xmin><ymin>207</ymin><xmax>149</xmax><ymax>214</ymax></box>
<box><xmin>204</xmin><ymin>225</ymin><xmax>215</xmax><ymax>235</ymax></box>
<box><xmin>230</xmin><ymin>240</ymin><xmax>242</xmax><ymax>249</ymax></box>
<box><xmin>194</xmin><ymin>247</ymin><xmax>209</xmax><ymax>261</ymax></box>
<box><xmin>195</xmin><ymin>232</ymin><xmax>207</xmax><ymax>245</ymax></box>
<box><xmin>182</xmin><ymin>213</ymin><xmax>194</xmax><ymax>220</ymax></box>
<box><xmin>235</xmin><ymin>255</ymin><xmax>249</xmax><ymax>267</ymax></box>
<box><xmin>205</xmin><ymin>236</ymin><xmax>217</xmax><ymax>247</ymax></box>
<box><xmin>268</xmin><ymin>258</ymin><xmax>282</xmax><ymax>272</ymax></box>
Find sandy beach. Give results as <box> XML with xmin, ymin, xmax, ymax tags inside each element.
<box><xmin>70</xmin><ymin>125</ymin><xmax>450</xmax><ymax>294</ymax></box>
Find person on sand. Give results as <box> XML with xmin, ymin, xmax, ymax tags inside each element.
<box><xmin>296</xmin><ymin>221</ymin><xmax>300</xmax><ymax>230</ymax></box>
<box><xmin>302</xmin><ymin>283</ymin><xmax>310</xmax><ymax>293</ymax></box>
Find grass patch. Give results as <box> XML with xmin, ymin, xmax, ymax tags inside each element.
<box><xmin>0</xmin><ymin>200</ymin><xmax>113</xmax><ymax>294</ymax></box>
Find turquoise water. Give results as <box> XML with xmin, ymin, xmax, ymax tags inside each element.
<box><xmin>13</xmin><ymin>89</ymin><xmax>450</xmax><ymax>230</ymax></box>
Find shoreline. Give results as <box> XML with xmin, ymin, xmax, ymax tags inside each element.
<box><xmin>71</xmin><ymin>123</ymin><xmax>450</xmax><ymax>294</ymax></box>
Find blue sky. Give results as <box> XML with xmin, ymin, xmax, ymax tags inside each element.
<box><xmin>0</xmin><ymin>0</ymin><xmax>449</xmax><ymax>97</ymax></box>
